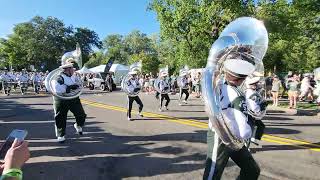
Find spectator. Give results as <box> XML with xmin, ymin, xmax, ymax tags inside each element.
<box><xmin>187</xmin><ymin>75</ymin><xmax>193</xmax><ymax>94</ymax></box>
<box><xmin>271</xmin><ymin>76</ymin><xmax>282</xmax><ymax>106</ymax></box>
<box><xmin>287</xmin><ymin>74</ymin><xmax>300</xmax><ymax>109</ymax></box>
<box><xmin>105</xmin><ymin>73</ymin><xmax>113</xmax><ymax>92</ymax></box>
<box><xmin>265</xmin><ymin>72</ymin><xmax>273</xmax><ymax>99</ymax></box>
<box><xmin>193</xmin><ymin>72</ymin><xmax>202</xmax><ymax>98</ymax></box>
<box><xmin>299</xmin><ymin>75</ymin><xmax>314</xmax><ymax>102</ymax></box>
<box><xmin>139</xmin><ymin>75</ymin><xmax>144</xmax><ymax>92</ymax></box>
<box><xmin>144</xmin><ymin>75</ymin><xmax>150</xmax><ymax>93</ymax></box>
<box><xmin>149</xmin><ymin>75</ymin><xmax>155</xmax><ymax>93</ymax></box>
<box><xmin>169</xmin><ymin>74</ymin><xmax>177</xmax><ymax>94</ymax></box>
<box><xmin>0</xmin><ymin>139</ymin><xmax>30</xmax><ymax>180</ymax></box>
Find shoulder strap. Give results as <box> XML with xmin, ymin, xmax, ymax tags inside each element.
<box><xmin>56</xmin><ymin>75</ymin><xmax>64</xmax><ymax>85</ymax></box>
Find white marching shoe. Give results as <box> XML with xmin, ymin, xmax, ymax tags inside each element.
<box><xmin>74</xmin><ymin>123</ymin><xmax>83</xmax><ymax>135</ymax></box>
<box><xmin>183</xmin><ymin>100</ymin><xmax>187</xmax><ymax>104</ymax></box>
<box><xmin>159</xmin><ymin>108</ymin><xmax>163</xmax><ymax>112</ymax></box>
<box><xmin>127</xmin><ymin>117</ymin><xmax>133</xmax><ymax>121</ymax></box>
<box><xmin>57</xmin><ymin>136</ymin><xmax>66</xmax><ymax>143</ymax></box>
<box><xmin>138</xmin><ymin>112</ymin><xmax>143</xmax><ymax>117</ymax></box>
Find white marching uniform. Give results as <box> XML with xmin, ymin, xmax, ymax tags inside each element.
<box><xmin>126</xmin><ymin>78</ymin><xmax>141</xmax><ymax>97</ymax></box>
<box><xmin>52</xmin><ymin>73</ymin><xmax>81</xmax><ymax>95</ymax></box>
<box><xmin>245</xmin><ymin>88</ymin><xmax>265</xmax><ymax>120</ymax></box>
<box><xmin>204</xmin><ymin>82</ymin><xmax>260</xmax><ymax>180</ymax></box>
<box><xmin>0</xmin><ymin>74</ymin><xmax>11</xmax><ymax>82</ymax></box>
<box><xmin>17</xmin><ymin>74</ymin><xmax>29</xmax><ymax>82</ymax></box>
<box><xmin>125</xmin><ymin>78</ymin><xmax>143</xmax><ymax>119</ymax></box>
<box><xmin>32</xmin><ymin>74</ymin><xmax>42</xmax><ymax>83</ymax></box>
<box><xmin>52</xmin><ymin>72</ymin><xmax>86</xmax><ymax>138</ymax></box>
<box><xmin>159</xmin><ymin>79</ymin><xmax>170</xmax><ymax>109</ymax></box>
<box><xmin>300</xmin><ymin>77</ymin><xmax>312</xmax><ymax>98</ymax></box>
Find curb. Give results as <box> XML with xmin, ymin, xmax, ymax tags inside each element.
<box><xmin>267</xmin><ymin>106</ymin><xmax>319</xmax><ymax>116</ymax></box>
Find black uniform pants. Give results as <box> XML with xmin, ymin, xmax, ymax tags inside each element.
<box><xmin>34</xmin><ymin>82</ymin><xmax>40</xmax><ymax>93</ymax></box>
<box><xmin>155</xmin><ymin>91</ymin><xmax>160</xmax><ymax>99</ymax></box>
<box><xmin>179</xmin><ymin>88</ymin><xmax>189</xmax><ymax>101</ymax></box>
<box><xmin>2</xmin><ymin>82</ymin><xmax>10</xmax><ymax>94</ymax></box>
<box><xmin>160</xmin><ymin>94</ymin><xmax>170</xmax><ymax>107</ymax></box>
<box><xmin>203</xmin><ymin>130</ymin><xmax>260</xmax><ymax>180</ymax></box>
<box><xmin>53</xmin><ymin>97</ymin><xmax>87</xmax><ymax>137</ymax></box>
<box><xmin>127</xmin><ymin>96</ymin><xmax>143</xmax><ymax>118</ymax></box>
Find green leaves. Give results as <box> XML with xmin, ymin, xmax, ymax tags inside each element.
<box><xmin>0</xmin><ymin>16</ymin><xmax>102</xmax><ymax>71</ymax></box>
<box><xmin>150</xmin><ymin>0</ymin><xmax>320</xmax><ymax>74</ymax></box>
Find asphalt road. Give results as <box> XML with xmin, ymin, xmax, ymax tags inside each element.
<box><xmin>0</xmin><ymin>89</ymin><xmax>319</xmax><ymax>180</ymax></box>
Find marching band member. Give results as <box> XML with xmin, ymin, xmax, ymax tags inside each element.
<box><xmin>51</xmin><ymin>60</ymin><xmax>86</xmax><ymax>143</ymax></box>
<box><xmin>159</xmin><ymin>71</ymin><xmax>170</xmax><ymax>111</ymax></box>
<box><xmin>178</xmin><ymin>72</ymin><xmax>190</xmax><ymax>105</ymax></box>
<box><xmin>17</xmin><ymin>69</ymin><xmax>29</xmax><ymax>95</ymax></box>
<box><xmin>0</xmin><ymin>69</ymin><xmax>12</xmax><ymax>95</ymax></box>
<box><xmin>245</xmin><ymin>77</ymin><xmax>267</xmax><ymax>146</ymax></box>
<box><xmin>125</xmin><ymin>70</ymin><xmax>143</xmax><ymax>121</ymax></box>
<box><xmin>32</xmin><ymin>71</ymin><xmax>42</xmax><ymax>94</ymax></box>
<box><xmin>9</xmin><ymin>71</ymin><xmax>17</xmax><ymax>92</ymax></box>
<box><xmin>202</xmin><ymin>17</ymin><xmax>268</xmax><ymax>180</ymax></box>
<box><xmin>203</xmin><ymin>55</ymin><xmax>260</xmax><ymax>180</ymax></box>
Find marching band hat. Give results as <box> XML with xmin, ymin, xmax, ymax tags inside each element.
<box><xmin>224</xmin><ymin>59</ymin><xmax>255</xmax><ymax>78</ymax></box>
<box><xmin>160</xmin><ymin>72</ymin><xmax>168</xmax><ymax>77</ymax></box>
<box><xmin>59</xmin><ymin>57</ymin><xmax>74</xmax><ymax>69</ymax></box>
<box><xmin>246</xmin><ymin>76</ymin><xmax>261</xmax><ymax>85</ymax></box>
<box><xmin>129</xmin><ymin>70</ymin><xmax>138</xmax><ymax>75</ymax></box>
<box><xmin>59</xmin><ymin>63</ymin><xmax>74</xmax><ymax>69</ymax></box>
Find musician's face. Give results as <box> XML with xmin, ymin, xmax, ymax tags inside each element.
<box><xmin>225</xmin><ymin>73</ymin><xmax>246</xmax><ymax>86</ymax></box>
<box><xmin>64</xmin><ymin>67</ymin><xmax>74</xmax><ymax>76</ymax></box>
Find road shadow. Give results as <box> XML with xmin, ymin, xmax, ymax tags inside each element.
<box><xmin>168</xmin><ymin>109</ymin><xmax>205</xmax><ymax>113</ymax></box>
<box><xmin>0</xmin><ymin>98</ymin><xmax>208</xmax><ymax>180</ymax></box>
<box><xmin>263</xmin><ymin>127</ymin><xmax>301</xmax><ymax>135</ymax></box>
<box><xmin>181</xmin><ymin>117</ymin><xmax>208</xmax><ymax>121</ymax></box>
<box><xmin>252</xmin><ymin>141</ymin><xmax>320</xmax><ymax>152</ymax></box>
<box><xmin>26</xmin><ymin>129</ymin><xmax>208</xmax><ymax>180</ymax></box>
<box><xmin>263</xmin><ymin>116</ymin><xmax>294</xmax><ymax>121</ymax></box>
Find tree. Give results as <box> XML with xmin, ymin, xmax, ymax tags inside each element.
<box><xmin>129</xmin><ymin>51</ymin><xmax>160</xmax><ymax>74</ymax></box>
<box><xmin>150</xmin><ymin>0</ymin><xmax>319</xmax><ymax>74</ymax></box>
<box><xmin>149</xmin><ymin>0</ymin><xmax>256</xmax><ymax>70</ymax></box>
<box><xmin>84</xmin><ymin>51</ymin><xmax>107</xmax><ymax>68</ymax></box>
<box><xmin>0</xmin><ymin>16</ymin><xmax>102</xmax><ymax>71</ymax></box>
<box><xmin>102</xmin><ymin>34</ymin><xmax>129</xmax><ymax>64</ymax></box>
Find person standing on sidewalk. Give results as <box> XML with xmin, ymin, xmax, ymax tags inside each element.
<box><xmin>271</xmin><ymin>75</ymin><xmax>282</xmax><ymax>106</ymax></box>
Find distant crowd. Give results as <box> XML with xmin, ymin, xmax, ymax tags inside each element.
<box><xmin>265</xmin><ymin>71</ymin><xmax>319</xmax><ymax>109</ymax></box>
<box><xmin>0</xmin><ymin>69</ymin><xmax>49</xmax><ymax>95</ymax></box>
<box><xmin>82</xmin><ymin>71</ymin><xmax>203</xmax><ymax>98</ymax></box>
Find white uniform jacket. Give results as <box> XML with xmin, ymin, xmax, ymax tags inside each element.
<box><xmin>126</xmin><ymin>78</ymin><xmax>141</xmax><ymax>97</ymax></box>
<box><xmin>51</xmin><ymin>73</ymin><xmax>80</xmax><ymax>96</ymax></box>
<box><xmin>209</xmin><ymin>82</ymin><xmax>252</xmax><ymax>140</ymax></box>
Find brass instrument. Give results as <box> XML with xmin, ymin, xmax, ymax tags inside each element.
<box><xmin>202</xmin><ymin>17</ymin><xmax>268</xmax><ymax>150</ymax></box>
<box><xmin>45</xmin><ymin>44</ymin><xmax>83</xmax><ymax>99</ymax></box>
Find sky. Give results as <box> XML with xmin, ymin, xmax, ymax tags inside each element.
<box><xmin>0</xmin><ymin>0</ymin><xmax>160</xmax><ymax>39</ymax></box>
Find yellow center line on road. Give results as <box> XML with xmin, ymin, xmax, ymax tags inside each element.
<box><xmin>81</xmin><ymin>99</ymin><xmax>320</xmax><ymax>152</ymax></box>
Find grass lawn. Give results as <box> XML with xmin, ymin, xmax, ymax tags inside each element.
<box><xmin>277</xmin><ymin>101</ymin><xmax>319</xmax><ymax>110</ymax></box>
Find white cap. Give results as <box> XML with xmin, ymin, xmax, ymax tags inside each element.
<box><xmin>129</xmin><ymin>70</ymin><xmax>138</xmax><ymax>75</ymax></box>
<box><xmin>59</xmin><ymin>63</ymin><xmax>74</xmax><ymax>69</ymax></box>
<box><xmin>161</xmin><ymin>72</ymin><xmax>168</xmax><ymax>77</ymax></box>
<box><xmin>224</xmin><ymin>59</ymin><xmax>255</xmax><ymax>78</ymax></box>
<box><xmin>246</xmin><ymin>76</ymin><xmax>261</xmax><ymax>85</ymax></box>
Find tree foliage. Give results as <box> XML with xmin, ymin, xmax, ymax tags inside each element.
<box><xmin>0</xmin><ymin>16</ymin><xmax>102</xmax><ymax>71</ymax></box>
<box><xmin>1</xmin><ymin>1</ymin><xmax>319</xmax><ymax>74</ymax></box>
<box><xmin>150</xmin><ymin>0</ymin><xmax>320</xmax><ymax>74</ymax></box>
